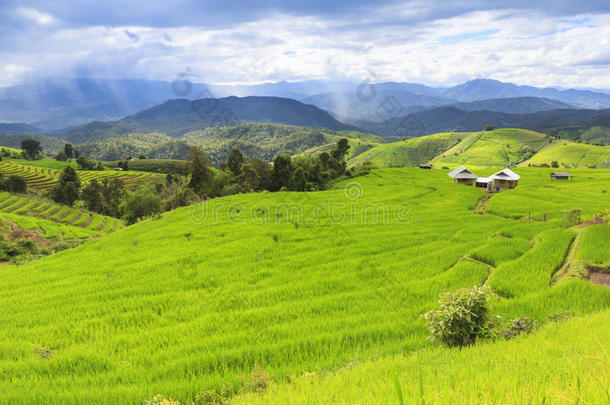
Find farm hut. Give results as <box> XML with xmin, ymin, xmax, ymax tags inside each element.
<box><xmin>419</xmin><ymin>163</ymin><xmax>433</xmax><ymax>169</ymax></box>
<box><xmin>550</xmin><ymin>171</ymin><xmax>571</xmax><ymax>180</ymax></box>
<box><xmin>475</xmin><ymin>177</ymin><xmax>492</xmax><ymax>191</ymax></box>
<box><xmin>490</xmin><ymin>168</ymin><xmax>520</xmax><ymax>189</ymax></box>
<box><xmin>448</xmin><ymin>166</ymin><xmax>478</xmax><ymax>185</ymax></box>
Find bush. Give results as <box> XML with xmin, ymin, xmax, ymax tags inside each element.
<box><xmin>502</xmin><ymin>317</ymin><xmax>538</xmax><ymax>339</ymax></box>
<box><xmin>145</xmin><ymin>394</ymin><xmax>181</xmax><ymax>405</ymax></box>
<box><xmin>424</xmin><ymin>285</ymin><xmax>492</xmax><ymax>347</ymax></box>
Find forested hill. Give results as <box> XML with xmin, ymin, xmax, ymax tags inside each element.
<box><xmin>61</xmin><ymin>96</ymin><xmax>358</xmax><ymax>143</ymax></box>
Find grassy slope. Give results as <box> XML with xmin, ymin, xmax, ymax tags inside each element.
<box><xmin>521</xmin><ymin>141</ymin><xmax>610</xmax><ymax>168</ymax></box>
<box><xmin>234</xmin><ymin>309</ymin><xmax>610</xmax><ymax>405</ymax></box>
<box><xmin>348</xmin><ymin>132</ymin><xmax>464</xmax><ymax>167</ymax></box>
<box><xmin>0</xmin><ymin>168</ymin><xmax>608</xmax><ymax>403</ymax></box>
<box><xmin>431</xmin><ymin>128</ymin><xmax>550</xmax><ymax>167</ymax></box>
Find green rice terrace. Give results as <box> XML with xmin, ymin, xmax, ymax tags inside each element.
<box><xmin>348</xmin><ymin>128</ymin><xmax>610</xmax><ymax>169</ymax></box>
<box><xmin>0</xmin><ymin>161</ymin><xmax>155</xmax><ymax>191</ymax></box>
<box><xmin>0</xmin><ymin>167</ymin><xmax>608</xmax><ymax>404</ymax></box>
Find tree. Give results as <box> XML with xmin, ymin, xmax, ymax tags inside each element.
<box><xmin>291</xmin><ymin>166</ymin><xmax>307</xmax><ymax>191</ymax></box>
<box><xmin>81</xmin><ymin>180</ymin><xmax>104</xmax><ymax>213</ymax></box>
<box><xmin>77</xmin><ymin>155</ymin><xmax>95</xmax><ymax>170</ymax></box>
<box><xmin>227</xmin><ymin>148</ymin><xmax>244</xmax><ymax>176</ymax></box>
<box><xmin>64</xmin><ymin>143</ymin><xmax>74</xmax><ymax>159</ymax></box>
<box><xmin>55</xmin><ymin>152</ymin><xmax>68</xmax><ymax>161</ymax></box>
<box><xmin>188</xmin><ymin>146</ymin><xmax>214</xmax><ymax>197</ymax></box>
<box><xmin>0</xmin><ymin>175</ymin><xmax>27</xmax><ymax>193</ymax></box>
<box><xmin>50</xmin><ymin>166</ymin><xmax>81</xmax><ymax>206</ymax></box>
<box><xmin>20</xmin><ymin>139</ymin><xmax>42</xmax><ymax>159</ymax></box>
<box><xmin>483</xmin><ymin>124</ymin><xmax>495</xmax><ymax>131</ymax></box>
<box><xmin>424</xmin><ymin>285</ymin><xmax>492</xmax><ymax>347</ymax></box>
<box><xmin>120</xmin><ymin>186</ymin><xmax>163</xmax><ymax>225</ymax></box>
<box><xmin>271</xmin><ymin>154</ymin><xmax>293</xmax><ymax>191</ymax></box>
<box><xmin>551</xmin><ymin>160</ymin><xmax>559</xmax><ymax>168</ymax></box>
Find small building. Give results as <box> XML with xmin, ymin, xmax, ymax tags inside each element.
<box><xmin>550</xmin><ymin>171</ymin><xmax>571</xmax><ymax>180</ymax></box>
<box><xmin>419</xmin><ymin>163</ymin><xmax>433</xmax><ymax>169</ymax></box>
<box><xmin>475</xmin><ymin>177</ymin><xmax>492</xmax><ymax>190</ymax></box>
<box><xmin>448</xmin><ymin>165</ymin><xmax>478</xmax><ymax>185</ymax></box>
<box><xmin>490</xmin><ymin>168</ymin><xmax>520</xmax><ymax>189</ymax></box>
<box><xmin>113</xmin><ymin>167</ymin><xmax>124</xmax><ymax>171</ymax></box>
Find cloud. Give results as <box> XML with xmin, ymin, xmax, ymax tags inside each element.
<box><xmin>15</xmin><ymin>7</ymin><xmax>57</xmax><ymax>26</ymax></box>
<box><xmin>0</xmin><ymin>1</ymin><xmax>609</xmax><ymax>89</ymax></box>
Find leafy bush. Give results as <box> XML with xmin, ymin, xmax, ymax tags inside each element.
<box><xmin>424</xmin><ymin>285</ymin><xmax>492</xmax><ymax>347</ymax></box>
<box><xmin>145</xmin><ymin>394</ymin><xmax>181</xmax><ymax>405</ymax></box>
<box><xmin>502</xmin><ymin>317</ymin><xmax>538</xmax><ymax>340</ymax></box>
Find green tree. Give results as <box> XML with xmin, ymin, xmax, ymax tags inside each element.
<box><xmin>64</xmin><ymin>143</ymin><xmax>74</xmax><ymax>159</ymax></box>
<box><xmin>227</xmin><ymin>148</ymin><xmax>245</xmax><ymax>176</ymax></box>
<box><xmin>55</xmin><ymin>152</ymin><xmax>68</xmax><ymax>161</ymax></box>
<box><xmin>120</xmin><ymin>186</ymin><xmax>163</xmax><ymax>225</ymax></box>
<box><xmin>50</xmin><ymin>166</ymin><xmax>81</xmax><ymax>206</ymax></box>
<box><xmin>0</xmin><ymin>175</ymin><xmax>27</xmax><ymax>193</ymax></box>
<box><xmin>81</xmin><ymin>180</ymin><xmax>104</xmax><ymax>213</ymax></box>
<box><xmin>188</xmin><ymin>146</ymin><xmax>214</xmax><ymax>197</ymax></box>
<box><xmin>484</xmin><ymin>124</ymin><xmax>495</xmax><ymax>131</ymax></box>
<box><xmin>20</xmin><ymin>139</ymin><xmax>42</xmax><ymax>160</ymax></box>
<box><xmin>271</xmin><ymin>154</ymin><xmax>293</xmax><ymax>191</ymax></box>
<box><xmin>291</xmin><ymin>166</ymin><xmax>307</xmax><ymax>191</ymax></box>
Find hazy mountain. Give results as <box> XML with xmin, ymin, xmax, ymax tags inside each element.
<box><xmin>61</xmin><ymin>96</ymin><xmax>358</xmax><ymax>143</ymax></box>
<box><xmin>0</xmin><ymin>122</ymin><xmax>43</xmax><ymax>135</ymax></box>
<box><xmin>357</xmin><ymin>107</ymin><xmax>610</xmax><ymax>137</ymax></box>
<box><xmin>449</xmin><ymin>97</ymin><xmax>573</xmax><ymax>113</ymax></box>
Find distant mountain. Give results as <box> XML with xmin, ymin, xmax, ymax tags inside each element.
<box><xmin>356</xmin><ymin>107</ymin><xmax>610</xmax><ymax>137</ymax></box>
<box><xmin>438</xmin><ymin>79</ymin><xmax>610</xmax><ymax>109</ymax></box>
<box><xmin>449</xmin><ymin>97</ymin><xmax>573</xmax><ymax>113</ymax></box>
<box><xmin>61</xmin><ymin>96</ymin><xmax>358</xmax><ymax>143</ymax></box>
<box><xmin>0</xmin><ymin>122</ymin><xmax>43</xmax><ymax>135</ymax></box>
<box><xmin>0</xmin><ymin>78</ymin><xmax>209</xmax><ymax>130</ymax></box>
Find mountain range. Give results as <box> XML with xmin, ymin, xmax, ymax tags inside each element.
<box><xmin>2</xmin><ymin>78</ymin><xmax>610</xmax><ymax>132</ymax></box>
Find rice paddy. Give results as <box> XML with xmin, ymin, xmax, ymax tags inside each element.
<box><xmin>0</xmin><ymin>161</ymin><xmax>155</xmax><ymax>190</ymax></box>
<box><xmin>0</xmin><ymin>167</ymin><xmax>608</xmax><ymax>404</ymax></box>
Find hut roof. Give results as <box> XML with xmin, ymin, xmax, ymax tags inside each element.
<box><xmin>448</xmin><ymin>166</ymin><xmax>478</xmax><ymax>179</ymax></box>
<box><xmin>419</xmin><ymin>163</ymin><xmax>433</xmax><ymax>168</ymax></box>
<box><xmin>476</xmin><ymin>177</ymin><xmax>491</xmax><ymax>183</ymax></box>
<box><xmin>490</xmin><ymin>168</ymin><xmax>520</xmax><ymax>181</ymax></box>
<box><xmin>551</xmin><ymin>171</ymin><xmax>571</xmax><ymax>177</ymax></box>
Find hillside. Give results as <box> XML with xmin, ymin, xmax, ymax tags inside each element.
<box><xmin>521</xmin><ymin>142</ymin><xmax>610</xmax><ymax>168</ymax></box>
<box><xmin>61</xmin><ymin>96</ymin><xmax>357</xmax><ymax>142</ymax></box>
<box><xmin>347</xmin><ymin>132</ymin><xmax>465</xmax><ymax>167</ymax></box>
<box><xmin>0</xmin><ymin>167</ymin><xmax>608</xmax><ymax>403</ymax></box>
<box><xmin>70</xmin><ymin>123</ymin><xmax>383</xmax><ymax>164</ymax></box>
<box><xmin>234</xmin><ymin>309</ymin><xmax>610</xmax><ymax>404</ymax></box>
<box><xmin>431</xmin><ymin>128</ymin><xmax>550</xmax><ymax>167</ymax></box>
<box><xmin>356</xmin><ymin>107</ymin><xmax>610</xmax><ymax>137</ymax></box>
<box><xmin>349</xmin><ymin>129</ymin><xmax>553</xmax><ymax>168</ymax></box>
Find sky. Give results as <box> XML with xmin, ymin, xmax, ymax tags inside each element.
<box><xmin>1</xmin><ymin>0</ymin><xmax>610</xmax><ymax>88</ymax></box>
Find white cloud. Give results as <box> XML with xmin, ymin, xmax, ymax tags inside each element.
<box><xmin>2</xmin><ymin>7</ymin><xmax>610</xmax><ymax>89</ymax></box>
<box><xmin>15</xmin><ymin>7</ymin><xmax>58</xmax><ymax>26</ymax></box>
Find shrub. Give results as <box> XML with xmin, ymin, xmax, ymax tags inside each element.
<box><xmin>502</xmin><ymin>317</ymin><xmax>538</xmax><ymax>339</ymax></box>
<box><xmin>424</xmin><ymin>285</ymin><xmax>492</xmax><ymax>347</ymax></box>
<box><xmin>145</xmin><ymin>394</ymin><xmax>181</xmax><ymax>405</ymax></box>
<box><xmin>196</xmin><ymin>382</ymin><xmax>236</xmax><ymax>404</ymax></box>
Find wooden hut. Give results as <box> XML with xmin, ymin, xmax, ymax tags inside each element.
<box><xmin>550</xmin><ymin>172</ymin><xmax>571</xmax><ymax>180</ymax></box>
<box><xmin>419</xmin><ymin>163</ymin><xmax>433</xmax><ymax>169</ymax></box>
<box><xmin>475</xmin><ymin>177</ymin><xmax>492</xmax><ymax>191</ymax></box>
<box><xmin>490</xmin><ymin>168</ymin><xmax>520</xmax><ymax>189</ymax></box>
<box><xmin>448</xmin><ymin>166</ymin><xmax>478</xmax><ymax>185</ymax></box>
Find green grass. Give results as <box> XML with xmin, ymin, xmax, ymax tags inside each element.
<box><xmin>577</xmin><ymin>225</ymin><xmax>610</xmax><ymax>267</ymax></box>
<box><xmin>431</xmin><ymin>128</ymin><xmax>551</xmax><ymax>167</ymax></box>
<box><xmin>0</xmin><ymin>168</ymin><xmax>607</xmax><ymax>403</ymax></box>
<box><xmin>485</xmin><ymin>167</ymin><xmax>610</xmax><ymax>222</ymax></box>
<box><xmin>348</xmin><ymin>132</ymin><xmax>464</xmax><ymax>167</ymax></box>
<box><xmin>9</xmin><ymin>158</ymin><xmax>77</xmax><ymax>170</ymax></box>
<box><xmin>234</xmin><ymin>307</ymin><xmax>610</xmax><ymax>404</ymax></box>
<box><xmin>522</xmin><ymin>141</ymin><xmax>610</xmax><ymax>168</ymax></box>
<box><xmin>0</xmin><ymin>191</ymin><xmax>120</xmax><ymax>236</ymax></box>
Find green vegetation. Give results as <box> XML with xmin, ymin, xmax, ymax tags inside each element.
<box><xmin>577</xmin><ymin>225</ymin><xmax>610</xmax><ymax>267</ymax></box>
<box><xmin>0</xmin><ymin>167</ymin><xmax>608</xmax><ymax>403</ymax></box>
<box><xmin>233</xmin><ymin>309</ymin><xmax>610</xmax><ymax>404</ymax></box>
<box><xmin>348</xmin><ymin>132</ymin><xmax>464</xmax><ymax>168</ymax></box>
<box><xmin>522</xmin><ymin>141</ymin><xmax>610</xmax><ymax>168</ymax></box>
<box><xmin>431</xmin><ymin>129</ymin><xmax>550</xmax><ymax>167</ymax></box>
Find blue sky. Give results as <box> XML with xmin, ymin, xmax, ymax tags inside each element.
<box><xmin>0</xmin><ymin>1</ymin><xmax>609</xmax><ymax>88</ymax></box>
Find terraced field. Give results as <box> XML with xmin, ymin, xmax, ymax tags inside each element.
<box><xmin>348</xmin><ymin>131</ymin><xmax>464</xmax><ymax>167</ymax></box>
<box><xmin>521</xmin><ymin>141</ymin><xmax>610</xmax><ymax>168</ymax></box>
<box><xmin>0</xmin><ymin>191</ymin><xmax>122</xmax><ymax>237</ymax></box>
<box><xmin>0</xmin><ymin>168</ymin><xmax>608</xmax><ymax>403</ymax></box>
<box><xmin>0</xmin><ymin>161</ymin><xmax>155</xmax><ymax>190</ymax></box>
